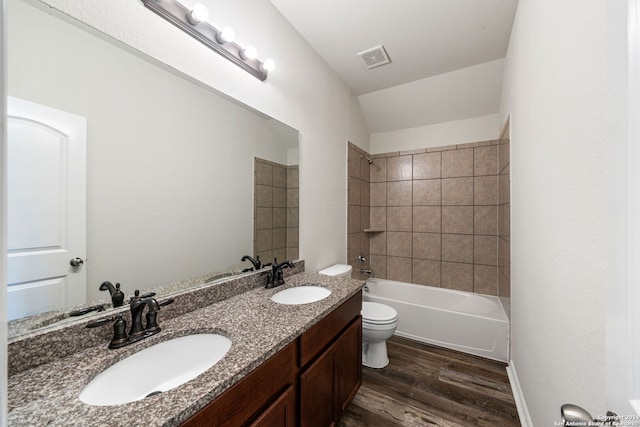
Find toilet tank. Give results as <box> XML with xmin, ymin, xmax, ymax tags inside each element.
<box><xmin>318</xmin><ymin>264</ymin><xmax>353</xmax><ymax>278</ymax></box>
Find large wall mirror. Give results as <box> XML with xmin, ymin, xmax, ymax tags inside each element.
<box><xmin>7</xmin><ymin>0</ymin><xmax>299</xmax><ymax>336</ymax></box>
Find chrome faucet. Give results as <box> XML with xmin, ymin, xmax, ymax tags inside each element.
<box><xmin>266</xmin><ymin>259</ymin><xmax>295</xmax><ymax>288</ymax></box>
<box><xmin>358</xmin><ymin>255</ymin><xmax>372</xmax><ymax>275</ymax></box>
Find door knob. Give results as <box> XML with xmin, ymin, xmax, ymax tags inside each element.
<box><xmin>70</xmin><ymin>257</ymin><xmax>84</xmax><ymax>267</ymax></box>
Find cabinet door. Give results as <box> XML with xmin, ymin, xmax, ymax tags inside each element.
<box><xmin>299</xmin><ymin>342</ymin><xmax>336</xmax><ymax>427</ymax></box>
<box><xmin>250</xmin><ymin>386</ymin><xmax>296</xmax><ymax>427</ymax></box>
<box><xmin>335</xmin><ymin>317</ymin><xmax>362</xmax><ymax>419</ymax></box>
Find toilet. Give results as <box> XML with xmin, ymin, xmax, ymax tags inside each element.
<box><xmin>318</xmin><ymin>264</ymin><xmax>399</xmax><ymax>369</ymax></box>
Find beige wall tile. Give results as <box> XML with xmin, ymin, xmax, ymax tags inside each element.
<box><xmin>442</xmin><ymin>177</ymin><xmax>473</xmax><ymax>205</ymax></box>
<box><xmin>348</xmin><ymin>177</ymin><xmax>361</xmax><ymax>206</ymax></box>
<box><xmin>348</xmin><ymin>205</ymin><xmax>360</xmax><ymax>233</ymax></box>
<box><xmin>387</xmin><ymin>206</ymin><xmax>412</xmax><ymax>232</ymax></box>
<box><xmin>370</xmin><ymin>182</ymin><xmax>387</xmax><ymax>206</ymax></box>
<box><xmin>441</xmin><ymin>262</ymin><xmax>473</xmax><ymax>292</ymax></box>
<box><xmin>255</xmin><ymin>185</ymin><xmax>272</xmax><ymax>207</ymax></box>
<box><xmin>474</xmin><ymin>264</ymin><xmax>497</xmax><ymax>295</ymax></box>
<box><xmin>370</xmin><ymin>254</ymin><xmax>387</xmax><ymax>279</ymax></box>
<box><xmin>256</xmin><ymin>229</ymin><xmax>272</xmax><ymax>252</ymax></box>
<box><xmin>387</xmin><ymin>155</ymin><xmax>413</xmax><ymax>181</ymax></box>
<box><xmin>387</xmin><ymin>231</ymin><xmax>412</xmax><ymax>257</ymax></box>
<box><xmin>442</xmin><ymin>206</ymin><xmax>474</xmax><ymax>234</ymax></box>
<box><xmin>413</xmin><ymin>206</ymin><xmax>441</xmax><ymax>233</ymax></box>
<box><xmin>413</xmin><ymin>152</ymin><xmax>441</xmax><ymax>179</ymax></box>
<box><xmin>273</xmin><ymin>207</ymin><xmax>287</xmax><ymax>228</ymax></box>
<box><xmin>363</xmin><ymin>139</ymin><xmax>507</xmax><ymax>297</ymax></box>
<box><xmin>370</xmin><ymin>207</ymin><xmax>387</xmax><ymax>229</ymax></box>
<box><xmin>273</xmin><ymin>166</ymin><xmax>287</xmax><ymax>188</ymax></box>
<box><xmin>442</xmin><ymin>234</ymin><xmax>473</xmax><ymax>263</ymax></box>
<box><xmin>499</xmin><ymin>271</ymin><xmax>511</xmax><ymax>298</ymax></box>
<box><xmin>255</xmin><ymin>207</ymin><xmax>273</xmax><ymax>229</ymax></box>
<box><xmin>370</xmin><ymin>232</ymin><xmax>387</xmax><ymax>255</ymax></box>
<box><xmin>370</xmin><ymin>158</ymin><xmax>387</xmax><ymax>182</ymax></box>
<box><xmin>348</xmin><ymin>147</ymin><xmax>360</xmax><ymax>178</ymax></box>
<box><xmin>286</xmin><ymin>207</ymin><xmax>298</xmax><ymax>228</ymax></box>
<box><xmin>413</xmin><ymin>259</ymin><xmax>441</xmax><ymax>286</ymax></box>
<box><xmin>387</xmin><ymin>181</ymin><xmax>413</xmax><ymax>206</ymax></box>
<box><xmin>272</xmin><ymin>228</ymin><xmax>286</xmax><ymax>249</ymax></box>
<box><xmin>474</xmin><ymin>235</ymin><xmax>498</xmax><ymax>265</ymax></box>
<box><xmin>474</xmin><ymin>175</ymin><xmax>498</xmax><ymax>205</ymax></box>
<box><xmin>412</xmin><ymin>232</ymin><xmax>441</xmax><ymax>260</ymax></box>
<box><xmin>287</xmin><ymin>188</ymin><xmax>298</xmax><ymax>207</ymax></box>
<box><xmin>413</xmin><ymin>179</ymin><xmax>441</xmax><ymax>205</ymax></box>
<box><xmin>360</xmin><ymin>206</ymin><xmax>370</xmax><ymax>230</ymax></box>
<box><xmin>360</xmin><ymin>157</ymin><xmax>372</xmax><ymax>181</ymax></box>
<box><xmin>286</xmin><ymin>227</ymin><xmax>298</xmax><ymax>248</ymax></box>
<box><xmin>361</xmin><ymin>179</ymin><xmax>370</xmax><ymax>207</ymax></box>
<box><xmin>255</xmin><ymin>161</ymin><xmax>272</xmax><ymax>185</ymax></box>
<box><xmin>474</xmin><ymin>206</ymin><xmax>498</xmax><ymax>236</ymax></box>
<box><xmin>273</xmin><ymin>187</ymin><xmax>286</xmax><ymax>208</ymax></box>
<box><xmin>442</xmin><ymin>148</ymin><xmax>473</xmax><ymax>178</ymax></box>
<box><xmin>287</xmin><ymin>167</ymin><xmax>298</xmax><ymax>189</ymax></box>
<box><xmin>474</xmin><ymin>145</ymin><xmax>498</xmax><ymax>176</ymax></box>
<box><xmin>387</xmin><ymin>256</ymin><xmax>412</xmax><ymax>282</ymax></box>
<box><xmin>348</xmin><ymin>233</ymin><xmax>360</xmax><ymax>262</ymax></box>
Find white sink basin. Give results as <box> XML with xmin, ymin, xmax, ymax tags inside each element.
<box><xmin>271</xmin><ymin>286</ymin><xmax>331</xmax><ymax>305</ymax></box>
<box><xmin>79</xmin><ymin>334</ymin><xmax>232</xmax><ymax>406</ymax></box>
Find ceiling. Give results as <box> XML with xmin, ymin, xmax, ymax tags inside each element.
<box><xmin>270</xmin><ymin>0</ymin><xmax>518</xmax><ymax>133</ymax></box>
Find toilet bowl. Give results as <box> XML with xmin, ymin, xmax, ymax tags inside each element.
<box><xmin>317</xmin><ymin>264</ymin><xmax>399</xmax><ymax>369</ymax></box>
<box><xmin>361</xmin><ymin>301</ymin><xmax>398</xmax><ymax>369</ymax></box>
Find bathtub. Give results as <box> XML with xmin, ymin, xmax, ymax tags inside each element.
<box><xmin>364</xmin><ymin>278</ymin><xmax>509</xmax><ymax>363</ymax></box>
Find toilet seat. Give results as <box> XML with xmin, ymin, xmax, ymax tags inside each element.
<box><xmin>362</xmin><ymin>302</ymin><xmax>398</xmax><ymax>325</ymax></box>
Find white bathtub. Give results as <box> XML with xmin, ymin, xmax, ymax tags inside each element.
<box><xmin>364</xmin><ymin>278</ymin><xmax>509</xmax><ymax>363</ymax></box>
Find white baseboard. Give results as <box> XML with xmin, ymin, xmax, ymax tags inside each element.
<box><xmin>506</xmin><ymin>360</ymin><xmax>533</xmax><ymax>427</ymax></box>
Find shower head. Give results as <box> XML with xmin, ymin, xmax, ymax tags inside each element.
<box><xmin>361</xmin><ymin>154</ymin><xmax>374</xmax><ymax>165</ymax></box>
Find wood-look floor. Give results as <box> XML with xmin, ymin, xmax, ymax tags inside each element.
<box><xmin>339</xmin><ymin>336</ymin><xmax>520</xmax><ymax>427</ymax></box>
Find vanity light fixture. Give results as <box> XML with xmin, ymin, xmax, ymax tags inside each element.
<box><xmin>142</xmin><ymin>0</ymin><xmax>273</xmax><ymax>81</ymax></box>
<box><xmin>216</xmin><ymin>26</ymin><xmax>235</xmax><ymax>44</ymax></box>
<box><xmin>261</xmin><ymin>59</ymin><xmax>275</xmax><ymax>72</ymax></box>
<box><xmin>240</xmin><ymin>45</ymin><xmax>257</xmax><ymax>60</ymax></box>
<box><xmin>186</xmin><ymin>3</ymin><xmax>209</xmax><ymax>25</ymax></box>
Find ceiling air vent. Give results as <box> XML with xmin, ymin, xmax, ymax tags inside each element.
<box><xmin>358</xmin><ymin>45</ymin><xmax>391</xmax><ymax>69</ymax></box>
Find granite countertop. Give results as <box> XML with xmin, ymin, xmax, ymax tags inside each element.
<box><xmin>7</xmin><ymin>272</ymin><xmax>364</xmax><ymax>426</ymax></box>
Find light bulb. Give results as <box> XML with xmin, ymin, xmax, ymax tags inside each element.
<box><xmin>261</xmin><ymin>59</ymin><xmax>275</xmax><ymax>72</ymax></box>
<box><xmin>216</xmin><ymin>26</ymin><xmax>235</xmax><ymax>44</ymax></box>
<box><xmin>241</xmin><ymin>45</ymin><xmax>257</xmax><ymax>60</ymax></box>
<box><xmin>187</xmin><ymin>3</ymin><xmax>209</xmax><ymax>25</ymax></box>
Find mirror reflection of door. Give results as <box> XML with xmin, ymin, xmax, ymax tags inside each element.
<box><xmin>7</xmin><ymin>96</ymin><xmax>87</xmax><ymax>320</ymax></box>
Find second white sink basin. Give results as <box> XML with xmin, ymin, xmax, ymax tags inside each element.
<box><xmin>79</xmin><ymin>334</ymin><xmax>232</xmax><ymax>406</ymax></box>
<box><xmin>271</xmin><ymin>286</ymin><xmax>331</xmax><ymax>305</ymax></box>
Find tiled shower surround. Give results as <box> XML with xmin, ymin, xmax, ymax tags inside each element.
<box><xmin>254</xmin><ymin>158</ymin><xmax>299</xmax><ymax>264</ymax></box>
<box><xmin>348</xmin><ymin>140</ymin><xmax>505</xmax><ymax>295</ymax></box>
<box><xmin>498</xmin><ymin>122</ymin><xmax>511</xmax><ymax>298</ymax></box>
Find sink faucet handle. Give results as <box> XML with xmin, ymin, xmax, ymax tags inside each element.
<box><xmin>159</xmin><ymin>298</ymin><xmax>175</xmax><ymax>307</ymax></box>
<box><xmin>85</xmin><ymin>316</ymin><xmax>114</xmax><ymax>328</ymax></box>
<box><xmin>109</xmin><ymin>315</ymin><xmax>129</xmax><ymax>349</ymax></box>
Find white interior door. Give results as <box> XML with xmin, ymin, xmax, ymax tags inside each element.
<box><xmin>7</xmin><ymin>96</ymin><xmax>86</xmax><ymax>320</ymax></box>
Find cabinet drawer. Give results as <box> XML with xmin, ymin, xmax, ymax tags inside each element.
<box><xmin>299</xmin><ymin>291</ymin><xmax>361</xmax><ymax>368</ymax></box>
<box><xmin>182</xmin><ymin>341</ymin><xmax>297</xmax><ymax>427</ymax></box>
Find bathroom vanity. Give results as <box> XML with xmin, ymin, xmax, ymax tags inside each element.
<box><xmin>7</xmin><ymin>270</ymin><xmax>364</xmax><ymax>426</ymax></box>
<box><xmin>183</xmin><ymin>292</ymin><xmax>362</xmax><ymax>426</ymax></box>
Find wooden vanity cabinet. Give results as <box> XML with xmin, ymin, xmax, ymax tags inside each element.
<box><xmin>181</xmin><ymin>291</ymin><xmax>362</xmax><ymax>427</ymax></box>
<box><xmin>181</xmin><ymin>341</ymin><xmax>298</xmax><ymax>427</ymax></box>
<box><xmin>299</xmin><ymin>292</ymin><xmax>363</xmax><ymax>426</ymax></box>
